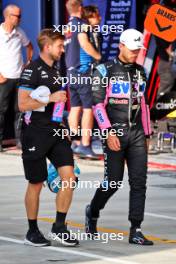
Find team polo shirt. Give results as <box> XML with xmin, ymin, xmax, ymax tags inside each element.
<box><xmin>0</xmin><ymin>24</ymin><xmax>30</xmax><ymax>79</ymax></box>
<box><xmin>65</xmin><ymin>16</ymin><xmax>93</xmax><ymax>73</ymax></box>
<box><xmin>19</xmin><ymin>57</ymin><xmax>63</xmax><ymax>129</ymax></box>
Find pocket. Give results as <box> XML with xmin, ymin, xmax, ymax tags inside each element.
<box><xmin>21</xmin><ymin>127</ymin><xmax>47</xmax><ymax>160</ymax></box>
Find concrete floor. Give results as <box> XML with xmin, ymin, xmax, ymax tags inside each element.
<box><xmin>0</xmin><ymin>152</ymin><xmax>176</xmax><ymax>264</ymax></box>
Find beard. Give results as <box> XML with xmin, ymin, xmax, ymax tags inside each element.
<box><xmin>49</xmin><ymin>53</ymin><xmax>60</xmax><ymax>62</ymax></box>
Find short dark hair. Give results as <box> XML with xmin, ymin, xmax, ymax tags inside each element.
<box><xmin>37</xmin><ymin>29</ymin><xmax>64</xmax><ymax>51</ymax></box>
<box><xmin>82</xmin><ymin>5</ymin><xmax>99</xmax><ymax>21</ymax></box>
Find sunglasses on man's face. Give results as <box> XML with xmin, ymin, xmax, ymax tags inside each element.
<box><xmin>10</xmin><ymin>14</ymin><xmax>21</xmax><ymax>19</ymax></box>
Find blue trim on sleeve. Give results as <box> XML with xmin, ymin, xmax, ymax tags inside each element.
<box><xmin>18</xmin><ymin>86</ymin><xmax>34</xmax><ymax>91</ymax></box>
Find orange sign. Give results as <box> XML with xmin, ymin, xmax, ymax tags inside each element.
<box><xmin>144</xmin><ymin>4</ymin><xmax>176</xmax><ymax>42</ymax></box>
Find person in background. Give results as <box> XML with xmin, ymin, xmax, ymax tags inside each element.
<box><xmin>155</xmin><ymin>38</ymin><xmax>176</xmax><ymax>99</ymax></box>
<box><xmin>0</xmin><ymin>4</ymin><xmax>33</xmax><ymax>151</ymax></box>
<box><xmin>80</xmin><ymin>5</ymin><xmax>103</xmax><ymax>148</ymax></box>
<box><xmin>65</xmin><ymin>0</ymin><xmax>101</xmax><ymax>158</ymax></box>
<box><xmin>82</xmin><ymin>5</ymin><xmax>102</xmax><ymax>55</ymax></box>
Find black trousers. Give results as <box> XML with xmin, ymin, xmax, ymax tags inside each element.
<box><xmin>0</xmin><ymin>78</ymin><xmax>20</xmax><ymax>143</ymax></box>
<box><xmin>90</xmin><ymin>125</ymin><xmax>148</xmax><ymax>223</ymax></box>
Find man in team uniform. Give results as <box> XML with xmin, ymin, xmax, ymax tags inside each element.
<box><xmin>85</xmin><ymin>29</ymin><xmax>154</xmax><ymax>246</ymax></box>
<box><xmin>18</xmin><ymin>29</ymin><xmax>79</xmax><ymax>247</ymax></box>
<box><xmin>65</xmin><ymin>0</ymin><xmax>101</xmax><ymax>157</ymax></box>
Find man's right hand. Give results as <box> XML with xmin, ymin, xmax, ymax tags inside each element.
<box><xmin>107</xmin><ymin>132</ymin><xmax>121</xmax><ymax>151</ymax></box>
<box><xmin>49</xmin><ymin>91</ymin><xmax>67</xmax><ymax>103</ymax></box>
<box><xmin>0</xmin><ymin>74</ymin><xmax>7</xmax><ymax>84</ymax></box>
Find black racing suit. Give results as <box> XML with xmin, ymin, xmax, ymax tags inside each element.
<box><xmin>90</xmin><ymin>58</ymin><xmax>151</xmax><ymax>223</ymax></box>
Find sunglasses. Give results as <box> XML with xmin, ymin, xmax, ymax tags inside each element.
<box><xmin>10</xmin><ymin>14</ymin><xmax>21</xmax><ymax>19</ymax></box>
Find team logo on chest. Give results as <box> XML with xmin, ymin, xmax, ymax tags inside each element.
<box><xmin>41</xmin><ymin>70</ymin><xmax>49</xmax><ymax>79</ymax></box>
<box><xmin>109</xmin><ymin>81</ymin><xmax>130</xmax><ymax>98</ymax></box>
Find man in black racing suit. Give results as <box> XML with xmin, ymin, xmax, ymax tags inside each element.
<box><xmin>85</xmin><ymin>29</ymin><xmax>154</xmax><ymax>246</ymax></box>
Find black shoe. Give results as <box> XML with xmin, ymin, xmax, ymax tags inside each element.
<box><xmin>48</xmin><ymin>223</ymin><xmax>79</xmax><ymax>247</ymax></box>
<box><xmin>85</xmin><ymin>204</ymin><xmax>98</xmax><ymax>239</ymax></box>
<box><xmin>129</xmin><ymin>228</ymin><xmax>154</xmax><ymax>246</ymax></box>
<box><xmin>24</xmin><ymin>229</ymin><xmax>51</xmax><ymax>247</ymax></box>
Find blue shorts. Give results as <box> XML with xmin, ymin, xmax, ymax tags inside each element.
<box><xmin>68</xmin><ymin>70</ymin><xmax>93</xmax><ymax>109</ymax></box>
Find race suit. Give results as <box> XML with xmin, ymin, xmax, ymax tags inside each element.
<box><xmin>90</xmin><ymin>58</ymin><xmax>151</xmax><ymax>223</ymax></box>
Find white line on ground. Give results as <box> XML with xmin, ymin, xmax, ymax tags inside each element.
<box><xmin>0</xmin><ymin>236</ymin><xmax>139</xmax><ymax>264</ymax></box>
<box><xmin>145</xmin><ymin>213</ymin><xmax>176</xmax><ymax>221</ymax></box>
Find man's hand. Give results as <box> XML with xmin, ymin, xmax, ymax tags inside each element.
<box><xmin>0</xmin><ymin>74</ymin><xmax>7</xmax><ymax>84</ymax></box>
<box><xmin>107</xmin><ymin>132</ymin><xmax>121</xmax><ymax>151</ymax></box>
<box><xmin>49</xmin><ymin>91</ymin><xmax>67</xmax><ymax>103</ymax></box>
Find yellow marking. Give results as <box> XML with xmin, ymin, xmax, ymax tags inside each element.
<box><xmin>167</xmin><ymin>110</ymin><xmax>176</xmax><ymax>118</ymax></box>
<box><xmin>38</xmin><ymin>217</ymin><xmax>176</xmax><ymax>244</ymax></box>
